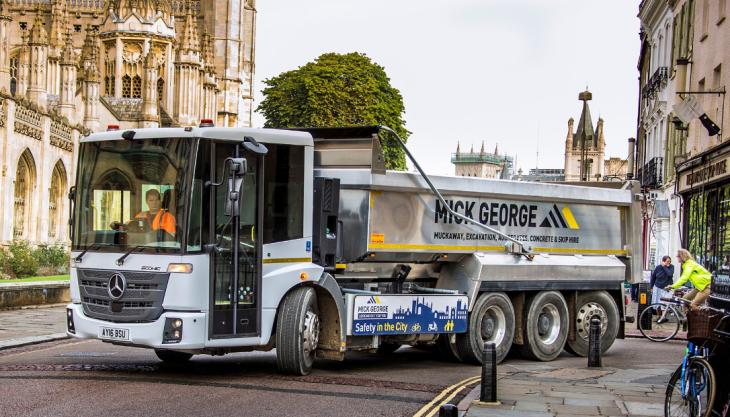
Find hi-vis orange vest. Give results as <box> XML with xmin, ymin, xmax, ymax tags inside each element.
<box><xmin>135</xmin><ymin>209</ymin><xmax>176</xmax><ymax>235</ymax></box>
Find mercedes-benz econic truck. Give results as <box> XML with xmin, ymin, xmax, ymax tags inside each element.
<box><xmin>66</xmin><ymin>124</ymin><xmax>642</xmax><ymax>375</ymax></box>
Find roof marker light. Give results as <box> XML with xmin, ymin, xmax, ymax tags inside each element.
<box><xmin>199</xmin><ymin>119</ymin><xmax>214</xmax><ymax>127</ymax></box>
<box><xmin>107</xmin><ymin>125</ymin><xmax>120</xmax><ymax>131</ymax></box>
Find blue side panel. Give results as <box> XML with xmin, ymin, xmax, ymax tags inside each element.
<box><xmin>351</xmin><ymin>295</ymin><xmax>469</xmax><ymax>335</ymax></box>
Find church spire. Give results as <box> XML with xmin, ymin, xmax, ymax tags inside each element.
<box><xmin>48</xmin><ymin>0</ymin><xmax>67</xmax><ymax>50</ymax></box>
<box><xmin>59</xmin><ymin>30</ymin><xmax>78</xmax><ymax>122</ymax></box>
<box><xmin>494</xmin><ymin>143</ymin><xmax>499</xmax><ymax>156</ymax></box>
<box><xmin>28</xmin><ymin>9</ymin><xmax>48</xmax><ymax>45</ymax></box>
<box><xmin>574</xmin><ymin>88</ymin><xmax>595</xmax><ymax>149</ymax></box>
<box><xmin>179</xmin><ymin>1</ymin><xmax>200</xmax><ymax>53</ymax></box>
<box><xmin>27</xmin><ymin>11</ymin><xmax>49</xmax><ymax>107</ymax></box>
<box><xmin>201</xmin><ymin>31</ymin><xmax>215</xmax><ymax>73</ymax></box>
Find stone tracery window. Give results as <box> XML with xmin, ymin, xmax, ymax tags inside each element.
<box><xmin>49</xmin><ymin>161</ymin><xmax>67</xmax><ymax>240</ymax></box>
<box><xmin>157</xmin><ymin>77</ymin><xmax>164</xmax><ymax>103</ymax></box>
<box><xmin>10</xmin><ymin>57</ymin><xmax>18</xmax><ymax>96</ymax></box>
<box><xmin>105</xmin><ymin>60</ymin><xmax>116</xmax><ymax>96</ymax></box>
<box><xmin>13</xmin><ymin>150</ymin><xmax>36</xmax><ymax>240</ymax></box>
<box><xmin>132</xmin><ymin>75</ymin><xmax>142</xmax><ymax>98</ymax></box>
<box><xmin>122</xmin><ymin>74</ymin><xmax>131</xmax><ymax>98</ymax></box>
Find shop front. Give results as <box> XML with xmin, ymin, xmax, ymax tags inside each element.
<box><xmin>678</xmin><ymin>141</ymin><xmax>730</xmax><ymax>272</ymax></box>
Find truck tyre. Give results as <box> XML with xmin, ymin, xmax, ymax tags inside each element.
<box><xmin>276</xmin><ymin>286</ymin><xmax>320</xmax><ymax>375</ymax></box>
<box><xmin>565</xmin><ymin>291</ymin><xmax>619</xmax><ymax>357</ymax></box>
<box><xmin>376</xmin><ymin>342</ymin><xmax>401</xmax><ymax>355</ymax></box>
<box><xmin>154</xmin><ymin>349</ymin><xmax>193</xmax><ymax>364</ymax></box>
<box><xmin>520</xmin><ymin>291</ymin><xmax>568</xmax><ymax>361</ymax></box>
<box><xmin>455</xmin><ymin>292</ymin><xmax>515</xmax><ymax>364</ymax></box>
<box><xmin>435</xmin><ymin>334</ymin><xmax>462</xmax><ymax>362</ymax></box>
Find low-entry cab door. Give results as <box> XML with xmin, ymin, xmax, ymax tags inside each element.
<box><xmin>200</xmin><ymin>140</ymin><xmax>264</xmax><ymax>338</ymax></box>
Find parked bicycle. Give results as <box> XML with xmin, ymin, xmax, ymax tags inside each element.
<box><xmin>664</xmin><ymin>301</ymin><xmax>730</xmax><ymax>417</ymax></box>
<box><xmin>638</xmin><ymin>288</ymin><xmax>689</xmax><ymax>342</ymax></box>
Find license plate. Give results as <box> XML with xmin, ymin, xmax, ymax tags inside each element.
<box><xmin>98</xmin><ymin>327</ymin><xmax>130</xmax><ymax>341</ymax></box>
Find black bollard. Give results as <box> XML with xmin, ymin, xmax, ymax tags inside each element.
<box><xmin>588</xmin><ymin>317</ymin><xmax>602</xmax><ymax>368</ymax></box>
<box><xmin>438</xmin><ymin>404</ymin><xmax>458</xmax><ymax>417</ymax></box>
<box><xmin>480</xmin><ymin>341</ymin><xmax>497</xmax><ymax>403</ymax></box>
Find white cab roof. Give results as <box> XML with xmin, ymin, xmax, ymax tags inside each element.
<box><xmin>81</xmin><ymin>127</ymin><xmax>314</xmax><ymax>146</ymax></box>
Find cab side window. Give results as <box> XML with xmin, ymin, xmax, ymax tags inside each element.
<box><xmin>263</xmin><ymin>144</ymin><xmax>304</xmax><ymax>243</ymax></box>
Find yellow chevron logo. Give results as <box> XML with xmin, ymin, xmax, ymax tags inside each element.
<box><xmin>540</xmin><ymin>204</ymin><xmax>580</xmax><ymax>230</ymax></box>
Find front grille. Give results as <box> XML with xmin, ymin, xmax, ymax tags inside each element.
<box><xmin>78</xmin><ymin>269</ymin><xmax>170</xmax><ymax>323</ymax></box>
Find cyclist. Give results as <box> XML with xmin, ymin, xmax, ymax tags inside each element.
<box><xmin>666</xmin><ymin>248</ymin><xmax>712</xmax><ymax>311</ymax></box>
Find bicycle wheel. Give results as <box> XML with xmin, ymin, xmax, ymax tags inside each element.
<box><xmin>665</xmin><ymin>357</ymin><xmax>717</xmax><ymax>417</ymax></box>
<box><xmin>638</xmin><ymin>303</ymin><xmax>681</xmax><ymax>342</ymax></box>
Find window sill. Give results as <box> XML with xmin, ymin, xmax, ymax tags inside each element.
<box><xmin>717</xmin><ymin>16</ymin><xmax>726</xmax><ymax>26</ymax></box>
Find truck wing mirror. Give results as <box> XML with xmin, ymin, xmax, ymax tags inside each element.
<box><xmin>225</xmin><ymin>157</ymin><xmax>247</xmax><ymax>217</ymax></box>
<box><xmin>68</xmin><ymin>186</ymin><xmax>76</xmax><ymax>239</ymax></box>
<box><xmin>243</xmin><ymin>136</ymin><xmax>268</xmax><ymax>155</ymax></box>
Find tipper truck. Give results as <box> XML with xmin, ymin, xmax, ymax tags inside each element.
<box><xmin>66</xmin><ymin>124</ymin><xmax>641</xmax><ymax>375</ymax></box>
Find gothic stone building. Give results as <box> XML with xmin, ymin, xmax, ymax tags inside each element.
<box><xmin>0</xmin><ymin>0</ymin><xmax>256</xmax><ymax>245</ymax></box>
<box><xmin>563</xmin><ymin>89</ymin><xmax>627</xmax><ymax>182</ymax></box>
<box><xmin>451</xmin><ymin>142</ymin><xmax>514</xmax><ymax>179</ymax></box>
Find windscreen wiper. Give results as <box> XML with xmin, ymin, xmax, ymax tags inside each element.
<box><xmin>74</xmin><ymin>243</ymin><xmax>113</xmax><ymax>263</ymax></box>
<box><xmin>115</xmin><ymin>245</ymin><xmax>147</xmax><ymax>266</ymax></box>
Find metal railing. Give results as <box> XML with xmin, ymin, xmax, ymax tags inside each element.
<box><xmin>642</xmin><ymin>67</ymin><xmax>669</xmax><ymax>100</ymax></box>
<box><xmin>637</xmin><ymin>156</ymin><xmax>664</xmax><ymax>189</ymax></box>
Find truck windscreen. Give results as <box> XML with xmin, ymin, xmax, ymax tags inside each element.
<box><xmin>72</xmin><ymin>137</ymin><xmax>194</xmax><ymax>253</ymax></box>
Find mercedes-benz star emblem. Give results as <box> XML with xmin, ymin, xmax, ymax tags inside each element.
<box><xmin>107</xmin><ymin>273</ymin><xmax>126</xmax><ymax>300</ymax></box>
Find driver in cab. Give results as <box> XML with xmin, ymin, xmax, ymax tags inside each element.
<box><xmin>121</xmin><ymin>189</ymin><xmax>176</xmax><ymax>238</ymax></box>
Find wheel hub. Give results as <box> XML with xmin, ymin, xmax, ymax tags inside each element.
<box><xmin>538</xmin><ymin>313</ymin><xmax>551</xmax><ymax>335</ymax></box>
<box><xmin>575</xmin><ymin>302</ymin><xmax>607</xmax><ymax>341</ymax></box>
<box><xmin>480</xmin><ymin>306</ymin><xmax>506</xmax><ymax>345</ymax></box>
<box><xmin>536</xmin><ymin>303</ymin><xmax>561</xmax><ymax>345</ymax></box>
<box><xmin>303</xmin><ymin>309</ymin><xmax>320</xmax><ymax>355</ymax></box>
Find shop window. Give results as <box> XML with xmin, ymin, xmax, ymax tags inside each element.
<box><xmin>718</xmin><ymin>185</ymin><xmax>730</xmax><ymax>269</ymax></box>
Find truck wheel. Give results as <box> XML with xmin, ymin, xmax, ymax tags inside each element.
<box><xmin>565</xmin><ymin>291</ymin><xmax>619</xmax><ymax>356</ymax></box>
<box><xmin>455</xmin><ymin>292</ymin><xmax>515</xmax><ymax>364</ymax></box>
<box><xmin>520</xmin><ymin>291</ymin><xmax>568</xmax><ymax>361</ymax></box>
<box><xmin>376</xmin><ymin>342</ymin><xmax>401</xmax><ymax>355</ymax></box>
<box><xmin>276</xmin><ymin>287</ymin><xmax>320</xmax><ymax>375</ymax></box>
<box><xmin>154</xmin><ymin>349</ymin><xmax>193</xmax><ymax>364</ymax></box>
<box><xmin>435</xmin><ymin>334</ymin><xmax>462</xmax><ymax>362</ymax></box>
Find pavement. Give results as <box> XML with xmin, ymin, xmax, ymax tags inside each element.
<box><xmin>461</xmin><ymin>363</ymin><xmax>670</xmax><ymax>417</ymax></box>
<box><xmin>0</xmin><ymin>305</ymin><xmax>68</xmax><ymax>350</ymax></box>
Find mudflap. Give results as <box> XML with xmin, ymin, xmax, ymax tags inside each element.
<box><xmin>312</xmin><ymin>272</ymin><xmax>347</xmax><ymax>361</ymax></box>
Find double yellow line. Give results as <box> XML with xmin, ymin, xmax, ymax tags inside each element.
<box><xmin>412</xmin><ymin>375</ymin><xmax>481</xmax><ymax>417</ymax></box>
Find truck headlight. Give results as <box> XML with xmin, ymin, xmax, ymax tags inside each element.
<box><xmin>67</xmin><ymin>308</ymin><xmax>75</xmax><ymax>334</ymax></box>
<box><xmin>167</xmin><ymin>263</ymin><xmax>193</xmax><ymax>273</ymax></box>
<box><xmin>163</xmin><ymin>317</ymin><xmax>183</xmax><ymax>344</ymax></box>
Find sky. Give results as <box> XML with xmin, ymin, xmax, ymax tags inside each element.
<box><xmin>251</xmin><ymin>0</ymin><xmax>640</xmax><ymax>176</ymax></box>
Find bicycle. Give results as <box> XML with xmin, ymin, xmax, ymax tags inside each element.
<box><xmin>664</xmin><ymin>301</ymin><xmax>730</xmax><ymax>417</ymax></box>
<box><xmin>638</xmin><ymin>288</ymin><xmax>689</xmax><ymax>342</ymax></box>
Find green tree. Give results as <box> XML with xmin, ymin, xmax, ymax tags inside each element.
<box><xmin>257</xmin><ymin>52</ymin><xmax>409</xmax><ymax>170</ymax></box>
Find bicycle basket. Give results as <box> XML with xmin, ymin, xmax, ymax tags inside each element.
<box><xmin>687</xmin><ymin>309</ymin><xmax>724</xmax><ymax>344</ymax></box>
